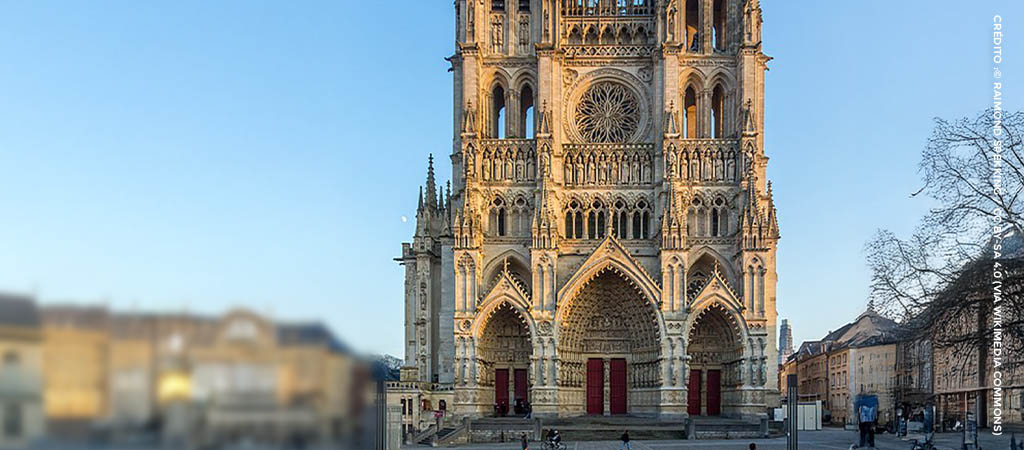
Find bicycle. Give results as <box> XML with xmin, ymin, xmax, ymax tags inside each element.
<box><xmin>542</xmin><ymin>439</ymin><xmax>567</xmax><ymax>450</ymax></box>
<box><xmin>909</xmin><ymin>433</ymin><xmax>935</xmax><ymax>450</ymax></box>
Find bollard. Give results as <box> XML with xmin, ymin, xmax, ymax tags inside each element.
<box><xmin>760</xmin><ymin>416</ymin><xmax>769</xmax><ymax>438</ymax></box>
<box><xmin>686</xmin><ymin>417</ymin><xmax>696</xmax><ymax>440</ymax></box>
<box><xmin>787</xmin><ymin>374</ymin><xmax>798</xmax><ymax>450</ymax></box>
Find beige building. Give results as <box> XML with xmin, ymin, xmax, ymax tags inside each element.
<box><xmin>397</xmin><ymin>0</ymin><xmax>781</xmax><ymax>425</ymax></box>
<box><xmin>828</xmin><ymin>347</ymin><xmax>850</xmax><ymax>425</ymax></box>
<box><xmin>0</xmin><ymin>295</ymin><xmax>45</xmax><ymax>449</ymax></box>
<box><xmin>39</xmin><ymin>305</ymin><xmax>360</xmax><ymax>444</ymax></box>
<box><xmin>781</xmin><ymin>309</ymin><xmax>900</xmax><ymax>427</ymax></box>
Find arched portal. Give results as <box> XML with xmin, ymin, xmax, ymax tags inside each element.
<box><xmin>686</xmin><ymin>304</ymin><xmax>744</xmax><ymax>417</ymax></box>
<box><xmin>477</xmin><ymin>302</ymin><xmax>532</xmax><ymax>416</ymax></box>
<box><xmin>558</xmin><ymin>269</ymin><xmax>661</xmax><ymax>416</ymax></box>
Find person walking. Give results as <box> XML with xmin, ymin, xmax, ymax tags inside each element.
<box><xmin>520</xmin><ymin>432</ymin><xmax>529</xmax><ymax>450</ymax></box>
<box><xmin>858</xmin><ymin>403</ymin><xmax>877</xmax><ymax>449</ymax></box>
<box><xmin>620</xmin><ymin>430</ymin><xmax>630</xmax><ymax>450</ymax></box>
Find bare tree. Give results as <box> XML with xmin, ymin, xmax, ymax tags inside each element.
<box><xmin>866</xmin><ymin>109</ymin><xmax>1024</xmax><ymax>372</ymax></box>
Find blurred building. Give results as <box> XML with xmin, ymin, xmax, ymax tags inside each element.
<box><xmin>780</xmin><ymin>308</ymin><xmax>899</xmax><ymax>427</ymax></box>
<box><xmin>0</xmin><ymin>294</ymin><xmax>45</xmax><ymax>448</ymax></box>
<box><xmin>39</xmin><ymin>305</ymin><xmax>361</xmax><ymax>445</ymax></box>
<box><xmin>777</xmin><ymin>319</ymin><xmax>794</xmax><ymax>367</ymax></box>
<box><xmin>791</xmin><ymin>341</ymin><xmax>828</xmax><ymax>412</ymax></box>
<box><xmin>929</xmin><ymin>237</ymin><xmax>1024</xmax><ymax>430</ymax></box>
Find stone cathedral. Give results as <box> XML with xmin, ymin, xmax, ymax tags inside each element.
<box><xmin>396</xmin><ymin>0</ymin><xmax>779</xmax><ymax>423</ymax></box>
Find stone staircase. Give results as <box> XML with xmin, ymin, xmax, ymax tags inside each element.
<box><xmin>456</xmin><ymin>415</ymin><xmax>771</xmax><ymax>443</ymax></box>
<box><xmin>542</xmin><ymin>416</ymin><xmax>688</xmax><ymax>441</ymax></box>
<box><xmin>690</xmin><ymin>417</ymin><xmax>764</xmax><ymax>439</ymax></box>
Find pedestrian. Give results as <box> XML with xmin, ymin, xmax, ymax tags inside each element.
<box><xmin>521</xmin><ymin>432</ymin><xmax>529</xmax><ymax>450</ymax></box>
<box><xmin>749</xmin><ymin>444</ymin><xmax>757</xmax><ymax>450</ymax></box>
<box><xmin>620</xmin><ymin>430</ymin><xmax>630</xmax><ymax>450</ymax></box>
<box><xmin>858</xmin><ymin>403</ymin><xmax>877</xmax><ymax>449</ymax></box>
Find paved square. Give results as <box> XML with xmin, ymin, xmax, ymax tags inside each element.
<box><xmin>417</xmin><ymin>429</ymin><xmax>1019</xmax><ymax>450</ymax></box>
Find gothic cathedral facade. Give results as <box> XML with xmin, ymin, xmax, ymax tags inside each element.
<box><xmin>397</xmin><ymin>0</ymin><xmax>779</xmax><ymax>422</ymax></box>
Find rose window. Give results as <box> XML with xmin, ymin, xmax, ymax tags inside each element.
<box><xmin>574</xmin><ymin>81</ymin><xmax>640</xmax><ymax>143</ymax></box>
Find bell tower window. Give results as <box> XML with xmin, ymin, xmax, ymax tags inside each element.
<box><xmin>686</xmin><ymin>0</ymin><xmax>700</xmax><ymax>52</ymax></box>
<box><xmin>493</xmin><ymin>85</ymin><xmax>507</xmax><ymax>138</ymax></box>
<box><xmin>520</xmin><ymin>85</ymin><xmax>535</xmax><ymax>138</ymax></box>
<box><xmin>713</xmin><ymin>0</ymin><xmax>726</xmax><ymax>51</ymax></box>
<box><xmin>711</xmin><ymin>85</ymin><xmax>725</xmax><ymax>138</ymax></box>
<box><xmin>493</xmin><ymin>0</ymin><xmax>506</xmax><ymax>11</ymax></box>
<box><xmin>684</xmin><ymin>87</ymin><xmax>698</xmax><ymax>138</ymax></box>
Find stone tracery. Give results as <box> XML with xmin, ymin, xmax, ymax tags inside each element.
<box><xmin>574</xmin><ymin>81</ymin><xmax>641</xmax><ymax>143</ymax></box>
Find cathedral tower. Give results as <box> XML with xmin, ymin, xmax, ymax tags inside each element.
<box><xmin>399</xmin><ymin>0</ymin><xmax>779</xmax><ymax>422</ymax></box>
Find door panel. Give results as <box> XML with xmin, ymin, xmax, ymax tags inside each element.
<box><xmin>707</xmin><ymin>369</ymin><xmax>721</xmax><ymax>416</ymax></box>
<box><xmin>609</xmin><ymin>359</ymin><xmax>627</xmax><ymax>415</ymax></box>
<box><xmin>514</xmin><ymin>369</ymin><xmax>528</xmax><ymax>402</ymax></box>
<box><xmin>586</xmin><ymin>359</ymin><xmax>604</xmax><ymax>415</ymax></box>
<box><xmin>495</xmin><ymin>369</ymin><xmax>509</xmax><ymax>414</ymax></box>
<box><xmin>687</xmin><ymin>369</ymin><xmax>702</xmax><ymax>416</ymax></box>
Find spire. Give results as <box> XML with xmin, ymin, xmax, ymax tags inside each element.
<box><xmin>425</xmin><ymin>154</ymin><xmax>437</xmax><ymax>210</ymax></box>
<box><xmin>418</xmin><ymin>186</ymin><xmax>424</xmax><ymax>211</ymax></box>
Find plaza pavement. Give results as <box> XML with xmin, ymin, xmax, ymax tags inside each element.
<box><xmin>415</xmin><ymin>428</ymin><xmax>1022</xmax><ymax>450</ymax></box>
<box><xmin>22</xmin><ymin>429</ymin><xmax>1023</xmax><ymax>449</ymax></box>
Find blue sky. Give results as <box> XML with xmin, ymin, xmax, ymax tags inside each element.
<box><xmin>0</xmin><ymin>1</ymin><xmax>1020</xmax><ymax>356</ymax></box>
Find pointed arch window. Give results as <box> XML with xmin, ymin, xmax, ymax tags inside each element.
<box><xmin>642</xmin><ymin>211</ymin><xmax>650</xmax><ymax>238</ymax></box>
<box><xmin>520</xmin><ymin>85</ymin><xmax>535</xmax><ymax>138</ymax></box>
<box><xmin>684</xmin><ymin>86</ymin><xmax>698</xmax><ymax>138</ymax></box>
<box><xmin>490</xmin><ymin>197</ymin><xmax>508</xmax><ymax>237</ymax></box>
<box><xmin>613</xmin><ymin>199</ymin><xmax>629</xmax><ymax>240</ymax></box>
<box><xmin>493</xmin><ymin>85</ymin><xmax>507</xmax><ymax>138</ymax></box>
<box><xmin>714</xmin><ymin>196</ymin><xmax>728</xmax><ymax>236</ymax></box>
<box><xmin>631</xmin><ymin>211</ymin><xmax>641</xmax><ymax>239</ymax></box>
<box><xmin>711</xmin><ymin>84</ymin><xmax>725</xmax><ymax>138</ymax></box>
<box><xmin>564</xmin><ymin>199</ymin><xmax>585</xmax><ymax>239</ymax></box>
<box><xmin>713</xmin><ymin>0</ymin><xmax>726</xmax><ymax>51</ymax></box>
<box><xmin>685</xmin><ymin>0</ymin><xmax>700</xmax><ymax>52</ymax></box>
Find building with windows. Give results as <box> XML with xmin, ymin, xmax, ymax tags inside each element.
<box><xmin>39</xmin><ymin>305</ymin><xmax>361</xmax><ymax>446</ymax></box>
<box><xmin>791</xmin><ymin>341</ymin><xmax>829</xmax><ymax>414</ymax></box>
<box><xmin>780</xmin><ymin>309</ymin><xmax>900</xmax><ymax>427</ymax></box>
<box><xmin>397</xmin><ymin>0</ymin><xmax>781</xmax><ymax>423</ymax></box>
<box><xmin>0</xmin><ymin>294</ymin><xmax>45</xmax><ymax>449</ymax></box>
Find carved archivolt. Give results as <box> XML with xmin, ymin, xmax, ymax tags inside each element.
<box><xmin>557</xmin><ymin>269</ymin><xmax>662</xmax><ymax>389</ymax></box>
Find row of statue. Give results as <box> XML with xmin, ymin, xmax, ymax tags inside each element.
<box><xmin>564</xmin><ymin>150</ymin><xmax>653</xmax><ymax>185</ymax></box>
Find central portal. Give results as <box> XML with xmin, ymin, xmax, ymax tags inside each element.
<box><xmin>559</xmin><ymin>268</ymin><xmax>661</xmax><ymax>416</ymax></box>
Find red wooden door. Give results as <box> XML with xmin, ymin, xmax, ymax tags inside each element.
<box><xmin>706</xmin><ymin>369</ymin><xmax>722</xmax><ymax>416</ymax></box>
<box><xmin>586</xmin><ymin>359</ymin><xmax>604</xmax><ymax>415</ymax></box>
<box><xmin>687</xmin><ymin>370</ymin><xmax>702</xmax><ymax>416</ymax></box>
<box><xmin>495</xmin><ymin>369</ymin><xmax>509</xmax><ymax>413</ymax></box>
<box><xmin>609</xmin><ymin>358</ymin><xmax>627</xmax><ymax>415</ymax></box>
<box><xmin>514</xmin><ymin>369</ymin><xmax>528</xmax><ymax>403</ymax></box>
